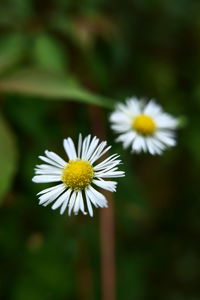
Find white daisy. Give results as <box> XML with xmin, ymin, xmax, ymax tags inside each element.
<box><xmin>110</xmin><ymin>97</ymin><xmax>178</xmax><ymax>155</ymax></box>
<box><xmin>32</xmin><ymin>134</ymin><xmax>125</xmax><ymax>217</ymax></box>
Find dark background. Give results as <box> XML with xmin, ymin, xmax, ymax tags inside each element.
<box><xmin>0</xmin><ymin>0</ymin><xmax>200</xmax><ymax>299</ymax></box>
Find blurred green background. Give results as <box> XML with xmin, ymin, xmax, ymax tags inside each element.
<box><xmin>0</xmin><ymin>0</ymin><xmax>200</xmax><ymax>299</ymax></box>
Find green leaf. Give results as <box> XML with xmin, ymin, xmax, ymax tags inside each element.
<box><xmin>0</xmin><ymin>68</ymin><xmax>115</xmax><ymax>108</ymax></box>
<box><xmin>0</xmin><ymin>34</ymin><xmax>25</xmax><ymax>75</ymax></box>
<box><xmin>32</xmin><ymin>34</ymin><xmax>68</xmax><ymax>72</ymax></box>
<box><xmin>0</xmin><ymin>115</ymin><xmax>18</xmax><ymax>203</ymax></box>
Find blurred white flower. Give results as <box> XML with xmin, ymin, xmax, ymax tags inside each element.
<box><xmin>110</xmin><ymin>97</ymin><xmax>178</xmax><ymax>155</ymax></box>
<box><xmin>32</xmin><ymin>134</ymin><xmax>124</xmax><ymax>216</ymax></box>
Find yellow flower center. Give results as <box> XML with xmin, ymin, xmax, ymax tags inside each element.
<box><xmin>61</xmin><ymin>159</ymin><xmax>94</xmax><ymax>190</ymax></box>
<box><xmin>132</xmin><ymin>114</ymin><xmax>156</xmax><ymax>136</ymax></box>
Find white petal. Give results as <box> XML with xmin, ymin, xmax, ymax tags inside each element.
<box><xmin>78</xmin><ymin>133</ymin><xmax>82</xmax><ymax>158</ymax></box>
<box><xmin>87</xmin><ymin>186</ymin><xmax>107</xmax><ymax>208</ymax></box>
<box><xmin>132</xmin><ymin>135</ymin><xmax>142</xmax><ymax>153</ymax></box>
<box><xmin>85</xmin><ymin>189</ymin><xmax>97</xmax><ymax>207</ymax></box>
<box><xmin>51</xmin><ymin>188</ymin><xmax>71</xmax><ymax>210</ymax></box>
<box><xmin>78</xmin><ymin>191</ymin><xmax>86</xmax><ymax>214</ymax></box>
<box><xmin>67</xmin><ymin>138</ymin><xmax>77</xmax><ymax>159</ymax></box>
<box><xmin>34</xmin><ymin>167</ymin><xmax>61</xmax><ymax>175</ymax></box>
<box><xmin>63</xmin><ymin>139</ymin><xmax>73</xmax><ymax>160</ymax></box>
<box><xmin>60</xmin><ymin>190</ymin><xmax>73</xmax><ymax>215</ymax></box>
<box><xmin>37</xmin><ymin>183</ymin><xmax>64</xmax><ymax>196</ymax></box>
<box><xmin>32</xmin><ymin>175</ymin><xmax>61</xmax><ymax>183</ymax></box>
<box><xmin>155</xmin><ymin>131</ymin><xmax>176</xmax><ymax>147</ymax></box>
<box><xmin>94</xmin><ymin>154</ymin><xmax>120</xmax><ymax>171</ymax></box>
<box><xmin>38</xmin><ymin>155</ymin><xmax>62</xmax><ymax>168</ymax></box>
<box><xmin>131</xmin><ymin>135</ymin><xmax>147</xmax><ymax>153</ymax></box>
<box><xmin>81</xmin><ymin>135</ymin><xmax>91</xmax><ymax>159</ymax></box>
<box><xmin>109</xmin><ymin>111</ymin><xmax>131</xmax><ymax>124</ymax></box>
<box><xmin>137</xmin><ymin>136</ymin><xmax>147</xmax><ymax>152</ymax></box>
<box><xmin>143</xmin><ymin>99</ymin><xmax>162</xmax><ymax>117</ymax></box>
<box><xmin>111</xmin><ymin>123</ymin><xmax>131</xmax><ymax>133</ymax></box>
<box><xmin>85</xmin><ymin>136</ymin><xmax>99</xmax><ymax>160</ymax></box>
<box><xmin>63</xmin><ymin>138</ymin><xmax>77</xmax><ymax>160</ymax></box>
<box><xmin>91</xmin><ymin>145</ymin><xmax>111</xmax><ymax>164</ymax></box>
<box><xmin>149</xmin><ymin>138</ymin><xmax>165</xmax><ymax>154</ymax></box>
<box><xmin>127</xmin><ymin>97</ymin><xmax>143</xmax><ymax>115</ymax></box>
<box><xmin>35</xmin><ymin>164</ymin><xmax>61</xmax><ymax>171</ymax></box>
<box><xmin>95</xmin><ymin>161</ymin><xmax>122</xmax><ymax>175</ymax></box>
<box><xmin>72</xmin><ymin>191</ymin><xmax>86</xmax><ymax>215</ymax></box>
<box><xmin>96</xmin><ymin>171</ymin><xmax>125</xmax><ymax>178</ymax></box>
<box><xmin>68</xmin><ymin>192</ymin><xmax>77</xmax><ymax>216</ymax></box>
<box><xmin>73</xmin><ymin>191</ymin><xmax>81</xmax><ymax>215</ymax></box>
<box><xmin>89</xmin><ymin>141</ymin><xmax>107</xmax><ymax>163</ymax></box>
<box><xmin>145</xmin><ymin>138</ymin><xmax>157</xmax><ymax>155</ymax></box>
<box><xmin>116</xmin><ymin>131</ymin><xmax>136</xmax><ymax>149</ymax></box>
<box><xmin>85</xmin><ymin>192</ymin><xmax>94</xmax><ymax>217</ymax></box>
<box><xmin>94</xmin><ymin>160</ymin><xmax>121</xmax><ymax>173</ymax></box>
<box><xmin>115</xmin><ymin>102</ymin><xmax>131</xmax><ymax>115</ymax></box>
<box><xmin>38</xmin><ymin>184</ymin><xmax>66</xmax><ymax>205</ymax></box>
<box><xmin>117</xmin><ymin>97</ymin><xmax>142</xmax><ymax>116</ymax></box>
<box><xmin>45</xmin><ymin>150</ymin><xmax>66</xmax><ymax>167</ymax></box>
<box><xmin>93</xmin><ymin>179</ymin><xmax>117</xmax><ymax>192</ymax></box>
<box><xmin>155</xmin><ymin>113</ymin><xmax>178</xmax><ymax>129</ymax></box>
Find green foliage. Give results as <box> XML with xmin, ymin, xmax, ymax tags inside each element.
<box><xmin>0</xmin><ymin>33</ymin><xmax>25</xmax><ymax>74</ymax></box>
<box><xmin>32</xmin><ymin>33</ymin><xmax>68</xmax><ymax>72</ymax></box>
<box><xmin>0</xmin><ymin>114</ymin><xmax>17</xmax><ymax>202</ymax></box>
<box><xmin>0</xmin><ymin>0</ymin><xmax>200</xmax><ymax>300</ymax></box>
<box><xmin>0</xmin><ymin>68</ymin><xmax>115</xmax><ymax>108</ymax></box>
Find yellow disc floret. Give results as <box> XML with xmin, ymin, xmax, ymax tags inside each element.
<box><xmin>62</xmin><ymin>159</ymin><xmax>94</xmax><ymax>190</ymax></box>
<box><xmin>132</xmin><ymin>114</ymin><xmax>156</xmax><ymax>136</ymax></box>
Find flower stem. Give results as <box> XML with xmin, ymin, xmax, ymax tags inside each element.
<box><xmin>88</xmin><ymin>105</ymin><xmax>116</xmax><ymax>300</ymax></box>
<box><xmin>100</xmin><ymin>197</ymin><xmax>116</xmax><ymax>300</ymax></box>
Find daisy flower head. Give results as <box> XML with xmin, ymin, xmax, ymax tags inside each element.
<box><xmin>32</xmin><ymin>135</ymin><xmax>125</xmax><ymax>217</ymax></box>
<box><xmin>110</xmin><ymin>97</ymin><xmax>179</xmax><ymax>155</ymax></box>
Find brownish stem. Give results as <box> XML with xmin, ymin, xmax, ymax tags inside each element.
<box><xmin>100</xmin><ymin>195</ymin><xmax>115</xmax><ymax>300</ymax></box>
<box><xmin>88</xmin><ymin>105</ymin><xmax>116</xmax><ymax>300</ymax></box>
